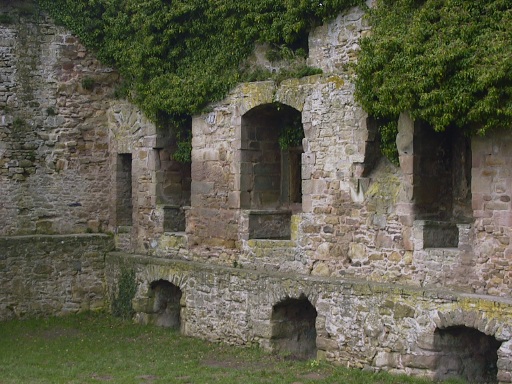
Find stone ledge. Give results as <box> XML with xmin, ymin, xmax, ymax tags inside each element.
<box><xmin>107</xmin><ymin>252</ymin><xmax>512</xmax><ymax>307</ymax></box>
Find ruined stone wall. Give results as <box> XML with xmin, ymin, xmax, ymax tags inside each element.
<box><xmin>107</xmin><ymin>101</ymin><xmax>190</xmax><ymax>254</ymax></box>
<box><xmin>3</xmin><ymin>2</ymin><xmax>512</xmax><ymax>382</ymax></box>
<box><xmin>177</xmin><ymin>3</ymin><xmax>512</xmax><ymax>299</ymax></box>
<box><xmin>0</xmin><ymin>234</ymin><xmax>114</xmax><ymax>321</ymax></box>
<box><xmin>0</xmin><ymin>2</ymin><xmax>116</xmax><ymax>235</ymax></box>
<box><xmin>107</xmin><ymin>253</ymin><xmax>512</xmax><ymax>382</ymax></box>
<box><xmin>471</xmin><ymin>130</ymin><xmax>512</xmax><ymax>296</ymax></box>
<box><xmin>185</xmin><ymin>5</ymin><xmax>374</xmax><ymax>257</ymax></box>
<box><xmin>184</xmin><ymin>5</ymin><xmax>412</xmax><ymax>280</ymax></box>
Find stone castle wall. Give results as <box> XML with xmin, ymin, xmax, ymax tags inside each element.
<box><xmin>107</xmin><ymin>253</ymin><xmax>512</xmax><ymax>382</ymax></box>
<box><xmin>0</xmin><ymin>2</ymin><xmax>116</xmax><ymax>235</ymax></box>
<box><xmin>3</xmin><ymin>2</ymin><xmax>512</xmax><ymax>382</ymax></box>
<box><xmin>0</xmin><ymin>234</ymin><xmax>114</xmax><ymax>320</ymax></box>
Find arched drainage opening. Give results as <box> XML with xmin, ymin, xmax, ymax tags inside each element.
<box><xmin>149</xmin><ymin>280</ymin><xmax>182</xmax><ymax>329</ymax></box>
<box><xmin>434</xmin><ymin>326</ymin><xmax>502</xmax><ymax>383</ymax></box>
<box><xmin>270</xmin><ymin>295</ymin><xmax>317</xmax><ymax>360</ymax></box>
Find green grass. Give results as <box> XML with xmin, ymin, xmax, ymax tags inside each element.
<box><xmin>0</xmin><ymin>312</ymin><xmax>459</xmax><ymax>384</ymax></box>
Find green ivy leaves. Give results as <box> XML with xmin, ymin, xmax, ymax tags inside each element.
<box><xmin>37</xmin><ymin>0</ymin><xmax>362</xmax><ymax>123</ymax></box>
<box><xmin>355</xmin><ymin>0</ymin><xmax>512</xmax><ymax>136</ymax></box>
<box><xmin>36</xmin><ymin>0</ymin><xmax>362</xmax><ymax>162</ymax></box>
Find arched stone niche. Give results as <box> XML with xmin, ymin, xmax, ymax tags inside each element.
<box><xmin>433</xmin><ymin>326</ymin><xmax>501</xmax><ymax>383</ymax></box>
<box><xmin>427</xmin><ymin>308</ymin><xmax>512</xmax><ymax>384</ymax></box>
<box><xmin>240</xmin><ymin>102</ymin><xmax>304</xmax><ymax>240</ymax></box>
<box><xmin>133</xmin><ymin>279</ymin><xmax>184</xmax><ymax>330</ymax></box>
<box><xmin>270</xmin><ymin>294</ymin><xmax>318</xmax><ymax>359</ymax></box>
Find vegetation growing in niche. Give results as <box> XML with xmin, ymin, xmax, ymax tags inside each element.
<box><xmin>111</xmin><ymin>267</ymin><xmax>137</xmax><ymax>320</ymax></box>
<box><xmin>0</xmin><ymin>14</ymin><xmax>14</xmax><ymax>24</ymax></box>
<box><xmin>81</xmin><ymin>77</ymin><xmax>95</xmax><ymax>91</ymax></box>
<box><xmin>356</xmin><ymin>0</ymin><xmax>512</xmax><ymax>145</ymax></box>
<box><xmin>278</xmin><ymin>110</ymin><xmax>305</xmax><ymax>150</ymax></box>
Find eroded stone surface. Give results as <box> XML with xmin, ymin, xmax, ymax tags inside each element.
<box><xmin>2</xmin><ymin>2</ymin><xmax>512</xmax><ymax>383</ymax></box>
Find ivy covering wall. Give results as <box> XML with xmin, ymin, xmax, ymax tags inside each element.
<box><xmin>355</xmin><ymin>0</ymin><xmax>512</xmax><ymax>136</ymax></box>
<box><xmin>36</xmin><ymin>0</ymin><xmax>363</xmax><ymax>122</ymax></box>
<box><xmin>34</xmin><ymin>0</ymin><xmax>512</xmax><ymax>162</ymax></box>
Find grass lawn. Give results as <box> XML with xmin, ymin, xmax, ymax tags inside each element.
<box><xmin>0</xmin><ymin>312</ymin><xmax>462</xmax><ymax>384</ymax></box>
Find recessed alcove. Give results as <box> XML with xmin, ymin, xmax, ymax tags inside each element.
<box><xmin>270</xmin><ymin>295</ymin><xmax>317</xmax><ymax>360</ymax></box>
<box><xmin>163</xmin><ymin>205</ymin><xmax>186</xmax><ymax>232</ymax></box>
<box><xmin>398</xmin><ymin>113</ymin><xmax>472</xmax><ymax>249</ymax></box>
<box><xmin>433</xmin><ymin>326</ymin><xmax>501</xmax><ymax>383</ymax></box>
<box><xmin>154</xmin><ymin>120</ymin><xmax>191</xmax><ymax>233</ymax></box>
<box><xmin>240</xmin><ymin>103</ymin><xmax>304</xmax><ymax>240</ymax></box>
<box><xmin>411</xmin><ymin>122</ymin><xmax>472</xmax><ymax>223</ymax></box>
<box><xmin>148</xmin><ymin>279</ymin><xmax>183</xmax><ymax>329</ymax></box>
<box><xmin>247</xmin><ymin>209</ymin><xmax>292</xmax><ymax>240</ymax></box>
<box><xmin>115</xmin><ymin>153</ymin><xmax>133</xmax><ymax>226</ymax></box>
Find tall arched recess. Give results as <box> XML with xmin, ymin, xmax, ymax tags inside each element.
<box><xmin>240</xmin><ymin>103</ymin><xmax>304</xmax><ymax>240</ymax></box>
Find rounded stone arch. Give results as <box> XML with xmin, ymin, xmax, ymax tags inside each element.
<box><xmin>431</xmin><ymin>309</ymin><xmax>509</xmax><ymax>383</ymax></box>
<box><xmin>269</xmin><ymin>286</ymin><xmax>320</xmax><ymax>309</ymax></box>
<box><xmin>132</xmin><ymin>270</ymin><xmax>189</xmax><ymax>331</ymax></box>
<box><xmin>239</xmin><ymin>102</ymin><xmax>304</xmax><ymax>211</ymax></box>
<box><xmin>269</xmin><ymin>292</ymin><xmax>318</xmax><ymax>360</ymax></box>
<box><xmin>236</xmin><ymin>81</ymin><xmax>276</xmax><ymax>117</ymax></box>
<box><xmin>434</xmin><ymin>308</ymin><xmax>508</xmax><ymax>339</ymax></box>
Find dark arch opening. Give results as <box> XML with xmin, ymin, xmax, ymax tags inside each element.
<box><xmin>433</xmin><ymin>326</ymin><xmax>502</xmax><ymax>383</ymax></box>
<box><xmin>149</xmin><ymin>280</ymin><xmax>183</xmax><ymax>329</ymax></box>
<box><xmin>270</xmin><ymin>295</ymin><xmax>317</xmax><ymax>360</ymax></box>
<box><xmin>240</xmin><ymin>102</ymin><xmax>303</xmax><ymax>210</ymax></box>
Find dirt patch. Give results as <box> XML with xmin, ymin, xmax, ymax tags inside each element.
<box><xmin>136</xmin><ymin>374</ymin><xmax>159</xmax><ymax>383</ymax></box>
<box><xmin>201</xmin><ymin>357</ymin><xmax>274</xmax><ymax>371</ymax></box>
<box><xmin>41</xmin><ymin>327</ymin><xmax>82</xmax><ymax>340</ymax></box>
<box><xmin>91</xmin><ymin>373</ymin><xmax>114</xmax><ymax>381</ymax></box>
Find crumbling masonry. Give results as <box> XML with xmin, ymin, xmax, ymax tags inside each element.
<box><xmin>2</xmin><ymin>3</ymin><xmax>512</xmax><ymax>383</ymax></box>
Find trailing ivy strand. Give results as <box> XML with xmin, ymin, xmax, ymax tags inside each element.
<box><xmin>355</xmin><ymin>0</ymin><xmax>512</xmax><ymax>136</ymax></box>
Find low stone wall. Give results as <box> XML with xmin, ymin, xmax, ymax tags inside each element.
<box><xmin>0</xmin><ymin>234</ymin><xmax>114</xmax><ymax>320</ymax></box>
<box><xmin>107</xmin><ymin>252</ymin><xmax>512</xmax><ymax>383</ymax></box>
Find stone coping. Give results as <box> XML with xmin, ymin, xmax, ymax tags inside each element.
<box><xmin>0</xmin><ymin>233</ymin><xmax>112</xmax><ymax>241</ymax></box>
<box><xmin>108</xmin><ymin>251</ymin><xmax>512</xmax><ymax>307</ymax></box>
<box><xmin>242</xmin><ymin>209</ymin><xmax>292</xmax><ymax>215</ymax></box>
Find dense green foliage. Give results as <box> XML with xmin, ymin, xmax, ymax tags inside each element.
<box><xmin>356</xmin><ymin>0</ymin><xmax>512</xmax><ymax>137</ymax></box>
<box><xmin>36</xmin><ymin>0</ymin><xmax>511</xmax><ymax>164</ymax></box>
<box><xmin>37</xmin><ymin>0</ymin><xmax>362</xmax><ymax>122</ymax></box>
<box><xmin>36</xmin><ymin>0</ymin><xmax>362</xmax><ymax>162</ymax></box>
<box><xmin>278</xmin><ymin>109</ymin><xmax>305</xmax><ymax>149</ymax></box>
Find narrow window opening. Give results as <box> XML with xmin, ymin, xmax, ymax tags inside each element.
<box><xmin>116</xmin><ymin>153</ymin><xmax>133</xmax><ymax>226</ymax></box>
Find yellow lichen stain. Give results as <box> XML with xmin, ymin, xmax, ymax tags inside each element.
<box><xmin>240</xmin><ymin>81</ymin><xmax>275</xmax><ymax>102</ymax></box>
<box><xmin>458</xmin><ymin>297</ymin><xmax>512</xmax><ymax>320</ymax></box>
<box><xmin>326</xmin><ymin>75</ymin><xmax>345</xmax><ymax>89</ymax></box>
<box><xmin>290</xmin><ymin>215</ymin><xmax>300</xmax><ymax>241</ymax></box>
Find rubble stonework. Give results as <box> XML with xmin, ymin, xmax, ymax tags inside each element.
<box><xmin>2</xmin><ymin>2</ymin><xmax>512</xmax><ymax>382</ymax></box>
<box><xmin>0</xmin><ymin>235</ymin><xmax>114</xmax><ymax>320</ymax></box>
<box><xmin>0</xmin><ymin>3</ymin><xmax>116</xmax><ymax>236</ymax></box>
<box><xmin>107</xmin><ymin>253</ymin><xmax>512</xmax><ymax>382</ymax></box>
